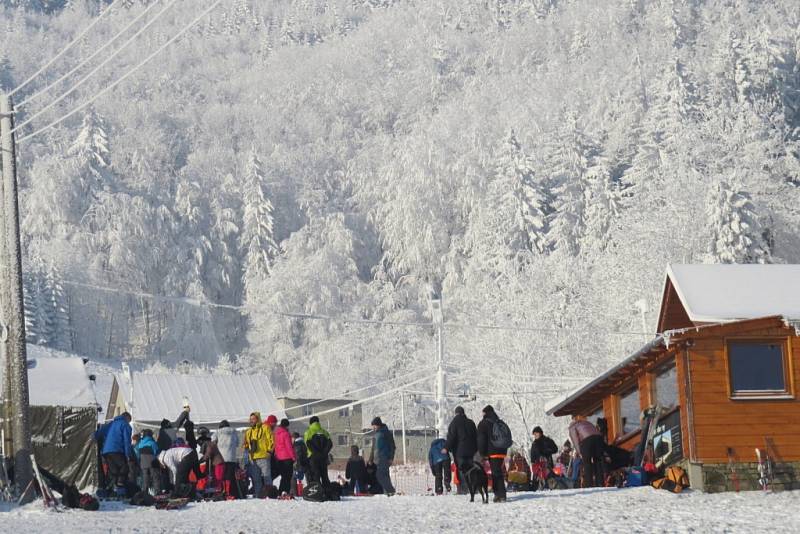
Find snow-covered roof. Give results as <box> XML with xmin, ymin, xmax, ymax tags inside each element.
<box><xmin>128</xmin><ymin>372</ymin><xmax>286</xmax><ymax>425</ymax></box>
<box><xmin>666</xmin><ymin>264</ymin><xmax>800</xmax><ymax>323</ymax></box>
<box><xmin>26</xmin><ymin>357</ymin><xmax>99</xmax><ymax>408</ymax></box>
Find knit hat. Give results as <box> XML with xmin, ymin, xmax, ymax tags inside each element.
<box><xmin>454</xmin><ymin>406</ymin><xmax>465</xmax><ymax>415</ymax></box>
<box><xmin>265</xmin><ymin>414</ymin><xmax>278</xmax><ymax>426</ymax></box>
<box><xmin>532</xmin><ymin>426</ymin><xmax>544</xmax><ymax>435</ymax></box>
<box><xmin>219</xmin><ymin>420</ymin><xmax>230</xmax><ymax>428</ymax></box>
<box><xmin>482</xmin><ymin>405</ymin><xmax>495</xmax><ymax>414</ymax></box>
<box><xmin>309</xmin><ymin>416</ymin><xmax>320</xmax><ymax>424</ymax></box>
<box><xmin>280</xmin><ymin>418</ymin><xmax>290</xmax><ymax>428</ymax></box>
<box><xmin>371</xmin><ymin>417</ymin><xmax>383</xmax><ymax>427</ymax></box>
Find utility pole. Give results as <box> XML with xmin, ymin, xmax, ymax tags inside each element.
<box><xmin>0</xmin><ymin>94</ymin><xmax>32</xmax><ymax>494</ymax></box>
<box><xmin>399</xmin><ymin>390</ymin><xmax>407</xmax><ymax>465</ymax></box>
<box><xmin>430</xmin><ymin>291</ymin><xmax>446</xmax><ymax>438</ymax></box>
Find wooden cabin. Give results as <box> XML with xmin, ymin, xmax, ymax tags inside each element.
<box><xmin>546</xmin><ymin>264</ymin><xmax>800</xmax><ymax>492</ymax></box>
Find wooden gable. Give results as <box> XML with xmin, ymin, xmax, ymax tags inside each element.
<box><xmin>657</xmin><ymin>277</ymin><xmax>695</xmax><ymax>333</ymax></box>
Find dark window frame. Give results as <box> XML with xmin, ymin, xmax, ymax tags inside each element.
<box><xmin>725</xmin><ymin>337</ymin><xmax>794</xmax><ymax>400</ymax></box>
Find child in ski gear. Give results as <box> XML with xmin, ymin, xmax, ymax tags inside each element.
<box><xmin>101</xmin><ymin>412</ymin><xmax>134</xmax><ymax>494</ymax></box>
<box><xmin>304</xmin><ymin>416</ymin><xmax>333</xmax><ymax>487</ymax></box>
<box><xmin>558</xmin><ymin>440</ymin><xmax>573</xmax><ymax>467</ymax></box>
<box><xmin>370</xmin><ymin>417</ymin><xmax>396</xmax><ymax>495</ymax></box>
<box><xmin>213</xmin><ymin>420</ymin><xmax>241</xmax><ymax>498</ymax></box>
<box><xmin>569</xmin><ymin>415</ymin><xmax>605</xmax><ymax>488</ymax></box>
<box><xmin>530</xmin><ymin>426</ymin><xmax>558</xmax><ymax>468</ymax></box>
<box><xmin>135</xmin><ymin>429</ymin><xmax>160</xmax><ymax>495</ymax></box>
<box><xmin>244</xmin><ymin>411</ymin><xmax>274</xmax><ymax>496</ymax></box>
<box><xmin>443</xmin><ymin>406</ymin><xmax>478</xmax><ymax>494</ymax></box>
<box><xmin>345</xmin><ymin>445</ymin><xmax>369</xmax><ymax>495</ymax></box>
<box><xmin>428</xmin><ymin>438</ymin><xmax>452</xmax><ymax>494</ymax></box>
<box><xmin>291</xmin><ymin>432</ymin><xmax>307</xmax><ymax>497</ymax></box>
<box><xmin>157</xmin><ymin>419</ymin><xmax>175</xmax><ymax>451</ymax></box>
<box><xmin>273</xmin><ymin>418</ymin><xmax>295</xmax><ymax>495</ymax></box>
<box><xmin>477</xmin><ymin>405</ymin><xmax>509</xmax><ymax>502</ymax></box>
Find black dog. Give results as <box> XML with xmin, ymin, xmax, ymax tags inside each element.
<box><xmin>462</xmin><ymin>462</ymin><xmax>489</xmax><ymax>504</ymax></box>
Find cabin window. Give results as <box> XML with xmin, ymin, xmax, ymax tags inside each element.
<box><xmin>727</xmin><ymin>340</ymin><xmax>791</xmax><ymax>398</ymax></box>
<box><xmin>337</xmin><ymin>434</ymin><xmax>349</xmax><ymax>446</ymax></box>
<box><xmin>654</xmin><ymin>364</ymin><xmax>679</xmax><ymax>410</ymax></box>
<box><xmin>338</xmin><ymin>407</ymin><xmax>350</xmax><ymax>418</ymax></box>
<box><xmin>302</xmin><ymin>405</ymin><xmax>313</xmax><ymax>417</ymax></box>
<box><xmin>619</xmin><ymin>387</ymin><xmax>640</xmax><ymax>435</ymax></box>
<box><xmin>586</xmin><ymin>406</ymin><xmax>604</xmax><ymax>425</ymax></box>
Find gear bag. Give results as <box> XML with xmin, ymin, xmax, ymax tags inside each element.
<box><xmin>302</xmin><ymin>482</ymin><xmax>326</xmax><ymax>502</ymax></box>
<box><xmin>490</xmin><ymin>419</ymin><xmax>513</xmax><ymax>450</ymax></box>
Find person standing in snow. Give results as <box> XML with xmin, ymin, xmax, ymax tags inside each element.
<box><xmin>273</xmin><ymin>418</ymin><xmax>296</xmax><ymax>495</ymax></box>
<box><xmin>530</xmin><ymin>426</ymin><xmax>558</xmax><ymax>468</ymax></box>
<box><xmin>345</xmin><ymin>445</ymin><xmax>369</xmax><ymax>495</ymax></box>
<box><xmin>213</xmin><ymin>420</ymin><xmax>241</xmax><ymax>498</ymax></box>
<box><xmin>244</xmin><ymin>411</ymin><xmax>274</xmax><ymax>496</ymax></box>
<box><xmin>174</xmin><ymin>400</ymin><xmax>197</xmax><ymax>451</ymax></box>
<box><xmin>100</xmin><ymin>412</ymin><xmax>134</xmax><ymax>496</ymax></box>
<box><xmin>304</xmin><ymin>416</ymin><xmax>333</xmax><ymax>487</ymax></box>
<box><xmin>568</xmin><ymin>415</ymin><xmax>605</xmax><ymax>488</ymax></box>
<box><xmin>135</xmin><ymin>429</ymin><xmax>160</xmax><ymax>495</ymax></box>
<box><xmin>370</xmin><ymin>417</ymin><xmax>396</xmax><ymax>496</ymax></box>
<box><xmin>428</xmin><ymin>438</ymin><xmax>452</xmax><ymax>495</ymax></box>
<box><xmin>291</xmin><ymin>431</ymin><xmax>308</xmax><ymax>496</ymax></box>
<box><xmin>477</xmin><ymin>405</ymin><xmax>509</xmax><ymax>502</ymax></box>
<box><xmin>442</xmin><ymin>405</ymin><xmax>478</xmax><ymax>494</ymax></box>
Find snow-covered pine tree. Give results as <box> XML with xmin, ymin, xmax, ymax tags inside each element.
<box><xmin>240</xmin><ymin>149</ymin><xmax>279</xmax><ymax>298</ymax></box>
<box><xmin>705</xmin><ymin>180</ymin><xmax>771</xmax><ymax>264</ymax></box>
<box><xmin>68</xmin><ymin>108</ymin><xmax>112</xmax><ymax>208</ymax></box>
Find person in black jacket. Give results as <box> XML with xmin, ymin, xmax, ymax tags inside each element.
<box><xmin>344</xmin><ymin>445</ymin><xmax>369</xmax><ymax>495</ymax></box>
<box><xmin>476</xmin><ymin>405</ymin><xmax>508</xmax><ymax>502</ymax></box>
<box><xmin>530</xmin><ymin>426</ymin><xmax>558</xmax><ymax>468</ymax></box>
<box><xmin>442</xmin><ymin>406</ymin><xmax>478</xmax><ymax>494</ymax></box>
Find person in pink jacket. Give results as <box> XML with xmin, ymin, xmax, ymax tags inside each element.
<box><xmin>274</xmin><ymin>418</ymin><xmax>296</xmax><ymax>495</ymax></box>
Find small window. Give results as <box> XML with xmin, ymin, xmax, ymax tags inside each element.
<box><xmin>728</xmin><ymin>340</ymin><xmax>790</xmax><ymax>397</ymax></box>
<box><xmin>337</xmin><ymin>434</ymin><xmax>348</xmax><ymax>446</ymax></box>
<box><xmin>338</xmin><ymin>407</ymin><xmax>349</xmax><ymax>418</ymax></box>
<box><xmin>619</xmin><ymin>387</ymin><xmax>640</xmax><ymax>435</ymax></box>
<box><xmin>655</xmin><ymin>364</ymin><xmax>678</xmax><ymax>410</ymax></box>
<box><xmin>586</xmin><ymin>406</ymin><xmax>604</xmax><ymax>426</ymax></box>
<box><xmin>302</xmin><ymin>405</ymin><xmax>313</xmax><ymax>417</ymax></box>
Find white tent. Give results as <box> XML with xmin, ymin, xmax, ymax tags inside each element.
<box><xmin>126</xmin><ymin>372</ymin><xmax>286</xmax><ymax>427</ymax></box>
<box><xmin>666</xmin><ymin>264</ymin><xmax>800</xmax><ymax>323</ymax></box>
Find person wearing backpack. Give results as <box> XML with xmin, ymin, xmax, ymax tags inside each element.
<box><xmin>477</xmin><ymin>405</ymin><xmax>511</xmax><ymax>502</ymax></box>
<box><xmin>428</xmin><ymin>438</ymin><xmax>452</xmax><ymax>495</ymax></box>
<box><xmin>304</xmin><ymin>416</ymin><xmax>333</xmax><ymax>487</ymax></box>
<box><xmin>530</xmin><ymin>426</ymin><xmax>558</xmax><ymax>468</ymax></box>
<box><xmin>370</xmin><ymin>417</ymin><xmax>396</xmax><ymax>496</ymax></box>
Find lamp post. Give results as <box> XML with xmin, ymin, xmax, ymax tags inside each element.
<box><xmin>429</xmin><ymin>292</ymin><xmax>446</xmax><ymax>438</ymax></box>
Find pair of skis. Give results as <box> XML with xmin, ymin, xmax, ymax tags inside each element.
<box><xmin>756</xmin><ymin>438</ymin><xmax>775</xmax><ymax>492</ymax></box>
<box><xmin>18</xmin><ymin>454</ymin><xmax>62</xmax><ymax>510</ymax></box>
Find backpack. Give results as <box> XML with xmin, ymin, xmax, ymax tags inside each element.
<box><xmin>490</xmin><ymin>419</ymin><xmax>513</xmax><ymax>450</ymax></box>
<box><xmin>651</xmin><ymin>466</ymin><xmax>689</xmax><ymax>493</ymax></box>
<box><xmin>302</xmin><ymin>482</ymin><xmax>326</xmax><ymax>502</ymax></box>
<box><xmin>324</xmin><ymin>482</ymin><xmax>342</xmax><ymax>501</ymax></box>
<box><xmin>130</xmin><ymin>491</ymin><xmax>155</xmax><ymax>507</ymax></box>
<box><xmin>79</xmin><ymin>493</ymin><xmax>100</xmax><ymax>511</ymax></box>
<box><xmin>259</xmin><ymin>484</ymin><xmax>279</xmax><ymax>499</ymax></box>
<box><xmin>309</xmin><ymin>433</ymin><xmax>333</xmax><ymax>456</ymax></box>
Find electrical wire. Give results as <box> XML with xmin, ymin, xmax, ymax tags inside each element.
<box><xmin>7</xmin><ymin>0</ymin><xmax>126</xmax><ymax>97</ymax></box>
<box><xmin>287</xmin><ymin>374</ymin><xmax>434</xmax><ymax>423</ymax></box>
<box><xmin>281</xmin><ymin>367</ymin><xmax>436</xmax><ymax>413</ymax></box>
<box><xmin>12</xmin><ymin>0</ymin><xmax>181</xmax><ymax>136</ymax></box>
<box><xmin>16</xmin><ymin>0</ymin><xmax>225</xmax><ymax>144</ymax></box>
<box><xmin>17</xmin><ymin>0</ymin><xmax>167</xmax><ymax>109</ymax></box>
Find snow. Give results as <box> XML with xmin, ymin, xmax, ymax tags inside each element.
<box><xmin>667</xmin><ymin>264</ymin><xmax>800</xmax><ymax>324</ymax></box>
<box><xmin>127</xmin><ymin>372</ymin><xmax>286</xmax><ymax>426</ymax></box>
<box><xmin>2</xmin><ymin>488</ymin><xmax>799</xmax><ymax>533</ymax></box>
<box><xmin>25</xmin><ymin>356</ymin><xmax>97</xmax><ymax>408</ymax></box>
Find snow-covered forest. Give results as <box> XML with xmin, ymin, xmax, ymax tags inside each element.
<box><xmin>2</xmin><ymin>0</ymin><xmax>800</xmax><ymax>434</ymax></box>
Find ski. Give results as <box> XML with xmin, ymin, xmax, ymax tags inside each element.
<box><xmin>30</xmin><ymin>454</ymin><xmax>62</xmax><ymax>511</ymax></box>
<box><xmin>763</xmin><ymin>437</ymin><xmax>775</xmax><ymax>491</ymax></box>
<box><xmin>726</xmin><ymin>447</ymin><xmax>740</xmax><ymax>493</ymax></box>
<box><xmin>756</xmin><ymin>449</ymin><xmax>768</xmax><ymax>491</ymax></box>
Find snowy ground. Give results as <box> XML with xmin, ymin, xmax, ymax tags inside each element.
<box><xmin>2</xmin><ymin>487</ymin><xmax>799</xmax><ymax>533</ymax></box>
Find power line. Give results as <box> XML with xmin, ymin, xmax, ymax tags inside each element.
<box><xmin>8</xmin><ymin>0</ymin><xmax>125</xmax><ymax>97</ymax></box>
<box><xmin>17</xmin><ymin>0</ymin><xmax>167</xmax><ymax>109</ymax></box>
<box><xmin>16</xmin><ymin>0</ymin><xmax>224</xmax><ymax>144</ymax></box>
<box><xmin>12</xmin><ymin>0</ymin><xmax>180</xmax><ymax>136</ymax></box>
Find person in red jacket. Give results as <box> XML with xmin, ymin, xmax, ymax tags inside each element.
<box><xmin>273</xmin><ymin>418</ymin><xmax>296</xmax><ymax>495</ymax></box>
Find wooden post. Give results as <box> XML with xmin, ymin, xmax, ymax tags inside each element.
<box><xmin>0</xmin><ymin>93</ymin><xmax>33</xmax><ymax>495</ymax></box>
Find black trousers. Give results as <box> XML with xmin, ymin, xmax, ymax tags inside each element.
<box><xmin>275</xmin><ymin>459</ymin><xmax>294</xmax><ymax>495</ymax></box>
<box><xmin>175</xmin><ymin>450</ymin><xmax>201</xmax><ymax>486</ymax></box>
<box><xmin>489</xmin><ymin>457</ymin><xmax>506</xmax><ymax>498</ymax></box>
<box><xmin>432</xmin><ymin>458</ymin><xmax>452</xmax><ymax>494</ymax></box>
<box><xmin>455</xmin><ymin>456</ymin><xmax>472</xmax><ymax>495</ymax></box>
<box><xmin>307</xmin><ymin>454</ymin><xmax>330</xmax><ymax>486</ymax></box>
<box><xmin>579</xmin><ymin>435</ymin><xmax>606</xmax><ymax>488</ymax></box>
<box><xmin>103</xmin><ymin>452</ymin><xmax>129</xmax><ymax>488</ymax></box>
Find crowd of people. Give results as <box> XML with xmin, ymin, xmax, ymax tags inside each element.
<box><xmin>92</xmin><ymin>400</ymin><xmax>624</xmax><ymax>504</ymax></box>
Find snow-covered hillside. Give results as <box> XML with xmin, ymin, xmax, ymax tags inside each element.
<box><xmin>2</xmin><ymin>487</ymin><xmax>799</xmax><ymax>533</ymax></box>
<box><xmin>2</xmin><ymin>0</ymin><xmax>800</xmax><ymax>437</ymax></box>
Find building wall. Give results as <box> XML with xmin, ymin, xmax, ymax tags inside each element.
<box><xmin>681</xmin><ymin>322</ymin><xmax>800</xmax><ymax>464</ymax></box>
<box><xmin>278</xmin><ymin>398</ymin><xmax>363</xmax><ymax>461</ymax></box>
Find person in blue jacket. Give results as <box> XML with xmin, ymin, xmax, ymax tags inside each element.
<box><xmin>135</xmin><ymin>429</ymin><xmax>160</xmax><ymax>494</ymax></box>
<box><xmin>101</xmin><ymin>412</ymin><xmax>134</xmax><ymax>495</ymax></box>
<box><xmin>428</xmin><ymin>438</ymin><xmax>452</xmax><ymax>495</ymax></box>
<box><xmin>93</xmin><ymin>419</ymin><xmax>114</xmax><ymax>494</ymax></box>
